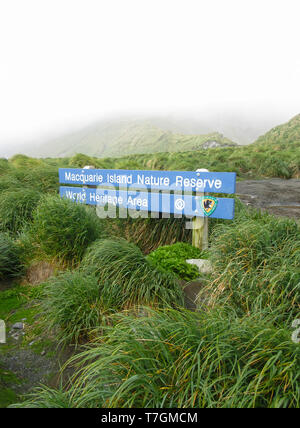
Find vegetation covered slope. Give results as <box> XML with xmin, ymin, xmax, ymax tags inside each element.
<box><xmin>68</xmin><ymin>136</ymin><xmax>300</xmax><ymax>180</ymax></box>
<box><xmin>255</xmin><ymin>114</ymin><xmax>300</xmax><ymax>146</ymax></box>
<box><xmin>23</xmin><ymin>120</ymin><xmax>236</xmax><ymax>158</ymax></box>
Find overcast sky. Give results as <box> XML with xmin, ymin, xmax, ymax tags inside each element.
<box><xmin>0</xmin><ymin>0</ymin><xmax>299</xmax><ymax>149</ymax></box>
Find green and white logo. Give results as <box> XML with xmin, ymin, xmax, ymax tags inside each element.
<box><xmin>199</xmin><ymin>196</ymin><xmax>218</xmax><ymax>216</ymax></box>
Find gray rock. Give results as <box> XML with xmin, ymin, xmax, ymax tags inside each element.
<box><xmin>186</xmin><ymin>259</ymin><xmax>213</xmax><ymax>274</ymax></box>
<box><xmin>12</xmin><ymin>322</ymin><xmax>24</xmax><ymax>330</ymax></box>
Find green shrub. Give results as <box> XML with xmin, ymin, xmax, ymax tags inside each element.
<box><xmin>0</xmin><ymin>233</ymin><xmax>24</xmax><ymax>279</ymax></box>
<box><xmin>80</xmin><ymin>238</ymin><xmax>184</xmax><ymax>309</ymax></box>
<box><xmin>31</xmin><ymin>195</ymin><xmax>103</xmax><ymax>264</ymax></box>
<box><xmin>16</xmin><ymin>308</ymin><xmax>300</xmax><ymax>408</ymax></box>
<box><xmin>0</xmin><ymin>189</ymin><xmax>42</xmax><ymax>234</ymax></box>
<box><xmin>42</xmin><ymin>271</ymin><xmax>104</xmax><ymax>344</ymax></box>
<box><xmin>147</xmin><ymin>242</ymin><xmax>205</xmax><ymax>281</ymax></box>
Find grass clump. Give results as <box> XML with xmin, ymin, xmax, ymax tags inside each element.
<box><xmin>9</xmin><ymin>386</ymin><xmax>74</xmax><ymax>408</ymax></box>
<box><xmin>202</xmin><ymin>210</ymin><xmax>300</xmax><ymax>323</ymax></box>
<box><xmin>13</xmin><ymin>166</ymin><xmax>59</xmax><ymax>194</ymax></box>
<box><xmin>14</xmin><ymin>307</ymin><xmax>300</xmax><ymax>408</ymax></box>
<box><xmin>107</xmin><ymin>214</ymin><xmax>191</xmax><ymax>254</ymax></box>
<box><xmin>0</xmin><ymin>158</ymin><xmax>12</xmax><ymax>175</ymax></box>
<box><xmin>42</xmin><ymin>239</ymin><xmax>184</xmax><ymax>345</ymax></box>
<box><xmin>42</xmin><ymin>271</ymin><xmax>104</xmax><ymax>344</ymax></box>
<box><xmin>0</xmin><ymin>233</ymin><xmax>24</xmax><ymax>279</ymax></box>
<box><xmin>68</xmin><ymin>153</ymin><xmax>95</xmax><ymax>168</ymax></box>
<box><xmin>80</xmin><ymin>238</ymin><xmax>184</xmax><ymax>309</ymax></box>
<box><xmin>0</xmin><ymin>189</ymin><xmax>42</xmax><ymax>235</ymax></box>
<box><xmin>31</xmin><ymin>195</ymin><xmax>104</xmax><ymax>264</ymax></box>
<box><xmin>147</xmin><ymin>242</ymin><xmax>206</xmax><ymax>281</ymax></box>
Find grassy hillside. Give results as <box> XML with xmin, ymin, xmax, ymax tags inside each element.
<box><xmin>65</xmin><ymin>130</ymin><xmax>300</xmax><ymax>180</ymax></box>
<box><xmin>12</xmin><ymin>114</ymin><xmax>296</xmax><ymax>180</ymax></box>
<box><xmin>23</xmin><ymin>120</ymin><xmax>236</xmax><ymax>158</ymax></box>
<box><xmin>255</xmin><ymin>114</ymin><xmax>300</xmax><ymax>145</ymax></box>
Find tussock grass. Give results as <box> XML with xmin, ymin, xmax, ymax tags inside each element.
<box><xmin>12</xmin><ymin>307</ymin><xmax>300</xmax><ymax>408</ymax></box>
<box><xmin>80</xmin><ymin>238</ymin><xmax>184</xmax><ymax>309</ymax></box>
<box><xmin>31</xmin><ymin>195</ymin><xmax>104</xmax><ymax>264</ymax></box>
<box><xmin>0</xmin><ymin>189</ymin><xmax>42</xmax><ymax>235</ymax></box>
<box><xmin>9</xmin><ymin>154</ymin><xmax>43</xmax><ymax>168</ymax></box>
<box><xmin>41</xmin><ymin>239</ymin><xmax>184</xmax><ymax>345</ymax></box>
<box><xmin>13</xmin><ymin>166</ymin><xmax>59</xmax><ymax>194</ymax></box>
<box><xmin>0</xmin><ymin>158</ymin><xmax>12</xmax><ymax>175</ymax></box>
<box><xmin>9</xmin><ymin>386</ymin><xmax>73</xmax><ymax>408</ymax></box>
<box><xmin>42</xmin><ymin>271</ymin><xmax>105</xmax><ymax>344</ymax></box>
<box><xmin>107</xmin><ymin>214</ymin><xmax>192</xmax><ymax>254</ymax></box>
<box><xmin>0</xmin><ymin>233</ymin><xmax>24</xmax><ymax>279</ymax></box>
<box><xmin>199</xmin><ymin>209</ymin><xmax>300</xmax><ymax>323</ymax></box>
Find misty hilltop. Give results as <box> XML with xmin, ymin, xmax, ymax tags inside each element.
<box><xmin>22</xmin><ymin>119</ymin><xmax>237</xmax><ymax>158</ymax></box>
<box><xmin>2</xmin><ymin>112</ymin><xmax>298</xmax><ymax>159</ymax></box>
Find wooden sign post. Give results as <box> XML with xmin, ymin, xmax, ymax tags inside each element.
<box><xmin>192</xmin><ymin>169</ymin><xmax>209</xmax><ymax>250</ymax></box>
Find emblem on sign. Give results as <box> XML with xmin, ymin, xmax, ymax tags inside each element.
<box><xmin>175</xmin><ymin>198</ymin><xmax>185</xmax><ymax>211</ymax></box>
<box><xmin>199</xmin><ymin>196</ymin><xmax>218</xmax><ymax>216</ymax></box>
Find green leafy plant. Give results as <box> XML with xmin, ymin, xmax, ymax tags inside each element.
<box><xmin>147</xmin><ymin>242</ymin><xmax>206</xmax><ymax>281</ymax></box>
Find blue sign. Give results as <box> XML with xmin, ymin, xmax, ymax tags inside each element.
<box><xmin>60</xmin><ymin>186</ymin><xmax>235</xmax><ymax>220</ymax></box>
<box><xmin>59</xmin><ymin>168</ymin><xmax>236</xmax><ymax>194</ymax></box>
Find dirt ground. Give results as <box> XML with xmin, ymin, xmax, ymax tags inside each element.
<box><xmin>236</xmin><ymin>179</ymin><xmax>300</xmax><ymax>219</ymax></box>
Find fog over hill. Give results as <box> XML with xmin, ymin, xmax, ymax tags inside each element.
<box><xmin>1</xmin><ymin>111</ymin><xmax>296</xmax><ymax>159</ymax></box>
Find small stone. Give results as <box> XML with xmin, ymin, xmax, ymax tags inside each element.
<box><xmin>186</xmin><ymin>259</ymin><xmax>213</xmax><ymax>274</ymax></box>
<box><xmin>12</xmin><ymin>322</ymin><xmax>24</xmax><ymax>330</ymax></box>
<box><xmin>41</xmin><ymin>350</ymin><xmax>46</xmax><ymax>356</ymax></box>
<box><xmin>29</xmin><ymin>341</ymin><xmax>35</xmax><ymax>346</ymax></box>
